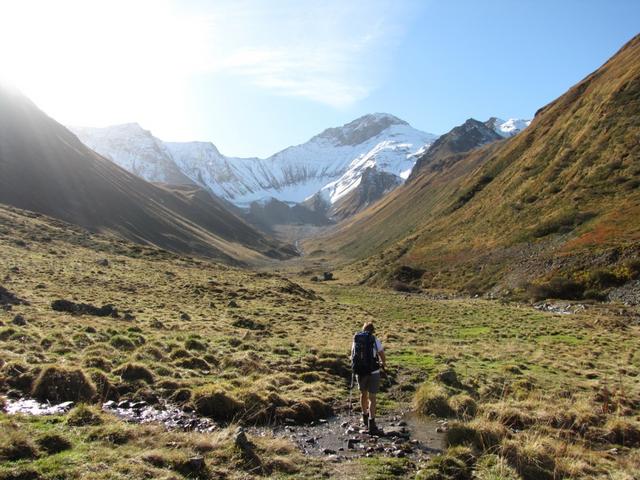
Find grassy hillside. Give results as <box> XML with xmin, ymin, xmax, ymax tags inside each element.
<box><xmin>0</xmin><ymin>86</ymin><xmax>294</xmax><ymax>264</ymax></box>
<box><xmin>1</xmin><ymin>203</ymin><xmax>639</xmax><ymax>479</ymax></box>
<box><xmin>307</xmin><ymin>34</ymin><xmax>640</xmax><ymax>298</ymax></box>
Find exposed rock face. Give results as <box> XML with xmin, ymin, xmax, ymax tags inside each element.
<box><xmin>329</xmin><ymin>167</ymin><xmax>402</xmax><ymax>220</ymax></box>
<box><xmin>246</xmin><ymin>198</ymin><xmax>332</xmax><ymax>231</ymax></box>
<box><xmin>410</xmin><ymin>118</ymin><xmax>503</xmax><ymax>179</ymax></box>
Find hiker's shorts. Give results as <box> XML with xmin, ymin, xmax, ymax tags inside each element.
<box><xmin>357</xmin><ymin>372</ymin><xmax>380</xmax><ymax>394</ymax></box>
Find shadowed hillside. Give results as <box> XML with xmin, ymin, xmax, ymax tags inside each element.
<box><xmin>308</xmin><ymin>33</ymin><xmax>640</xmax><ymax>298</ymax></box>
<box><xmin>0</xmin><ymin>86</ymin><xmax>295</xmax><ymax>264</ymax></box>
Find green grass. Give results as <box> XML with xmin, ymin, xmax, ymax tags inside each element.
<box><xmin>457</xmin><ymin>326</ymin><xmax>491</xmax><ymax>338</ymax></box>
<box><xmin>1</xmin><ymin>205</ymin><xmax>639</xmax><ymax>478</ymax></box>
<box><xmin>536</xmin><ymin>334</ymin><xmax>583</xmax><ymax>345</ymax></box>
<box><xmin>391</xmin><ymin>350</ymin><xmax>436</xmax><ymax>370</ymax></box>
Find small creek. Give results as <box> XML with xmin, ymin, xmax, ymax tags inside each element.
<box><xmin>2</xmin><ymin>397</ymin><xmax>444</xmax><ymax>461</ymax></box>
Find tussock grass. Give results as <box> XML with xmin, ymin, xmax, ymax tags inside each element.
<box><xmin>32</xmin><ymin>366</ymin><xmax>96</xmax><ymax>403</ymax></box>
<box><xmin>413</xmin><ymin>383</ymin><xmax>452</xmax><ymax>417</ymax></box>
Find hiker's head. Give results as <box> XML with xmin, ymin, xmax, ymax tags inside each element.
<box><xmin>363</xmin><ymin>322</ymin><xmax>375</xmax><ymax>333</ymax></box>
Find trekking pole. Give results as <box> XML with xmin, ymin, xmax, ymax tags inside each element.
<box><xmin>348</xmin><ymin>371</ymin><xmax>354</xmax><ymax>417</ymax></box>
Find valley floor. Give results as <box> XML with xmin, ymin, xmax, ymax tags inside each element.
<box><xmin>1</xmin><ymin>205</ymin><xmax>639</xmax><ymax>479</ymax></box>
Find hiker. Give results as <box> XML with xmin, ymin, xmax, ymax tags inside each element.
<box><xmin>351</xmin><ymin>322</ymin><xmax>386</xmax><ymax>435</ymax></box>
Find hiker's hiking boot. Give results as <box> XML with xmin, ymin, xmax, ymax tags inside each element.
<box><xmin>368</xmin><ymin>417</ymin><xmax>383</xmax><ymax>436</ymax></box>
<box><xmin>362</xmin><ymin>413</ymin><xmax>369</xmax><ymax>427</ymax></box>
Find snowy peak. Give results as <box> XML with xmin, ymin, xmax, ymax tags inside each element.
<box><xmin>70</xmin><ymin>114</ymin><xmax>438</xmax><ymax>216</ymax></box>
<box><xmin>485</xmin><ymin>117</ymin><xmax>531</xmax><ymax>137</ymax></box>
<box><xmin>313</xmin><ymin>113</ymin><xmax>410</xmax><ymax>146</ymax></box>
<box><xmin>70</xmin><ymin>123</ymin><xmax>194</xmax><ymax>186</ymax></box>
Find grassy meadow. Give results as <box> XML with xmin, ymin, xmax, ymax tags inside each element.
<box><xmin>1</xmin><ymin>205</ymin><xmax>639</xmax><ymax>479</ymax></box>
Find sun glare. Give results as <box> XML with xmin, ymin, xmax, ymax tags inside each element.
<box><xmin>0</xmin><ymin>0</ymin><xmax>207</xmax><ymax>132</ymax></box>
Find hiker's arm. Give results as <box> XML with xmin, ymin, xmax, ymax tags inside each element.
<box><xmin>378</xmin><ymin>350</ymin><xmax>386</xmax><ymax>369</ymax></box>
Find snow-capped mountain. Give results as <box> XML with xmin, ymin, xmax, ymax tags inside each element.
<box><xmin>71</xmin><ymin>113</ymin><xmax>438</xmax><ymax>210</ymax></box>
<box><xmin>71</xmin><ymin>123</ymin><xmax>193</xmax><ymax>185</ymax></box>
<box><xmin>485</xmin><ymin>117</ymin><xmax>531</xmax><ymax>137</ymax></box>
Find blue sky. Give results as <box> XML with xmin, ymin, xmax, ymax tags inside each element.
<box><xmin>1</xmin><ymin>0</ymin><xmax>638</xmax><ymax>157</ymax></box>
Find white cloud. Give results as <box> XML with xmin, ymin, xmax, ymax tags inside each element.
<box><xmin>201</xmin><ymin>0</ymin><xmax>418</xmax><ymax>107</ymax></box>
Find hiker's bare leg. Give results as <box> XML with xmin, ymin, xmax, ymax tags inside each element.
<box><xmin>360</xmin><ymin>391</ymin><xmax>369</xmax><ymax>415</ymax></box>
<box><xmin>369</xmin><ymin>393</ymin><xmax>377</xmax><ymax>419</ymax></box>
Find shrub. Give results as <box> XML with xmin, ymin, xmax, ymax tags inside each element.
<box><xmin>501</xmin><ymin>435</ymin><xmax>555</xmax><ymax>480</ymax></box>
<box><xmin>449</xmin><ymin>394</ymin><xmax>477</xmax><ymax>419</ymax></box>
<box><xmin>185</xmin><ymin>338</ymin><xmax>207</xmax><ymax>351</ymax></box>
<box><xmin>474</xmin><ymin>455</ymin><xmax>521</xmax><ymax>480</ymax></box>
<box><xmin>391</xmin><ymin>280</ymin><xmax>418</xmax><ymax>293</ymax></box>
<box><xmin>0</xmin><ymin>432</ymin><xmax>39</xmax><ymax>461</ymax></box>
<box><xmin>170</xmin><ymin>348</ymin><xmax>192</xmax><ymax>360</ymax></box>
<box><xmin>445</xmin><ymin>423</ymin><xmax>477</xmax><ymax>448</ymax></box>
<box><xmin>193</xmin><ymin>386</ymin><xmax>241</xmax><ymax>421</ymax></box>
<box><xmin>527</xmin><ymin>277</ymin><xmax>584</xmax><ymax>301</ymax></box>
<box><xmin>531</xmin><ymin>211</ymin><xmax>596</xmax><ymax>238</ymax></box>
<box><xmin>603</xmin><ymin>417</ymin><xmax>640</xmax><ymax>447</ymax></box>
<box><xmin>586</xmin><ymin>269</ymin><xmax>627</xmax><ymax>289</ymax></box>
<box><xmin>114</xmin><ymin>363</ymin><xmax>155</xmax><ymax>384</ymax></box>
<box><xmin>626</xmin><ymin>259</ymin><xmax>640</xmax><ymax>279</ymax></box>
<box><xmin>83</xmin><ymin>356</ymin><xmax>112</xmax><ymax>372</ymax></box>
<box><xmin>109</xmin><ymin>335</ymin><xmax>136</xmax><ymax>351</ymax></box>
<box><xmin>37</xmin><ymin>434</ymin><xmax>72</xmax><ymax>454</ymax></box>
<box><xmin>299</xmin><ymin>372</ymin><xmax>321</xmax><ymax>383</ymax></box>
<box><xmin>416</xmin><ymin>446</ymin><xmax>475</xmax><ymax>480</ymax></box>
<box><xmin>414</xmin><ymin>383</ymin><xmax>452</xmax><ymax>417</ymax></box>
<box><xmin>175</xmin><ymin>357</ymin><xmax>211</xmax><ymax>370</ymax></box>
<box><xmin>87</xmin><ymin>424</ymin><xmax>135</xmax><ymax>445</ymax></box>
<box><xmin>32</xmin><ymin>366</ymin><xmax>96</xmax><ymax>403</ymax></box>
<box><xmin>67</xmin><ymin>404</ymin><xmax>103</xmax><ymax>426</ymax></box>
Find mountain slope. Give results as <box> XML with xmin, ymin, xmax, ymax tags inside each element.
<box><xmin>309</xmin><ymin>34</ymin><xmax>640</xmax><ymax>296</ymax></box>
<box><xmin>72</xmin><ymin>123</ymin><xmax>194</xmax><ymax>185</ymax></box>
<box><xmin>327</xmin><ymin>167</ymin><xmax>402</xmax><ymax>220</ymax></box>
<box><xmin>0</xmin><ymin>85</ymin><xmax>294</xmax><ymax>263</ymax></box>
<box><xmin>409</xmin><ymin>118</ymin><xmax>503</xmax><ymax>179</ymax></box>
<box><xmin>72</xmin><ymin>114</ymin><xmax>438</xmax><ymax>210</ymax></box>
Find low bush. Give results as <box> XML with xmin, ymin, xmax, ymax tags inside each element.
<box><xmin>193</xmin><ymin>385</ymin><xmax>241</xmax><ymax>421</ymax></box>
<box><xmin>474</xmin><ymin>454</ymin><xmax>521</xmax><ymax>480</ymax></box>
<box><xmin>36</xmin><ymin>434</ymin><xmax>72</xmax><ymax>454</ymax></box>
<box><xmin>416</xmin><ymin>446</ymin><xmax>475</xmax><ymax>480</ymax></box>
<box><xmin>501</xmin><ymin>435</ymin><xmax>555</xmax><ymax>480</ymax></box>
<box><xmin>185</xmin><ymin>338</ymin><xmax>207</xmax><ymax>351</ymax></box>
<box><xmin>114</xmin><ymin>363</ymin><xmax>155</xmax><ymax>384</ymax></box>
<box><xmin>0</xmin><ymin>431</ymin><xmax>39</xmax><ymax>461</ymax></box>
<box><xmin>109</xmin><ymin>335</ymin><xmax>136</xmax><ymax>351</ymax></box>
<box><xmin>67</xmin><ymin>404</ymin><xmax>104</xmax><ymax>426</ymax></box>
<box><xmin>603</xmin><ymin>417</ymin><xmax>640</xmax><ymax>447</ymax></box>
<box><xmin>449</xmin><ymin>394</ymin><xmax>477</xmax><ymax>419</ymax></box>
<box><xmin>527</xmin><ymin>277</ymin><xmax>584</xmax><ymax>301</ymax></box>
<box><xmin>32</xmin><ymin>366</ymin><xmax>96</xmax><ymax>403</ymax></box>
<box><xmin>414</xmin><ymin>383</ymin><xmax>452</xmax><ymax>417</ymax></box>
<box><xmin>531</xmin><ymin>211</ymin><xmax>596</xmax><ymax>238</ymax></box>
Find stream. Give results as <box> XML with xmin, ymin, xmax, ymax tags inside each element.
<box><xmin>2</xmin><ymin>396</ymin><xmax>445</xmax><ymax>461</ymax></box>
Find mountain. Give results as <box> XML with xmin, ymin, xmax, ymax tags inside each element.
<box><xmin>485</xmin><ymin>117</ymin><xmax>531</xmax><ymax>137</ymax></box>
<box><xmin>245</xmin><ymin>198</ymin><xmax>332</xmax><ymax>232</ymax></box>
<box><xmin>409</xmin><ymin>118</ymin><xmax>503</xmax><ymax>179</ymax></box>
<box><xmin>0</xmin><ymin>85</ymin><xmax>294</xmax><ymax>263</ymax></box>
<box><xmin>71</xmin><ymin>123</ymin><xmax>194</xmax><ymax>185</ymax></box>
<box><xmin>71</xmin><ymin>113</ymin><xmax>438</xmax><ymax>213</ymax></box>
<box><xmin>313</xmin><ymin>166</ymin><xmax>403</xmax><ymax>221</ymax></box>
<box><xmin>308</xmin><ymin>34</ymin><xmax>640</xmax><ymax>297</ymax></box>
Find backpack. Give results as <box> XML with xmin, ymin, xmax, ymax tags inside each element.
<box><xmin>352</xmin><ymin>331</ymin><xmax>378</xmax><ymax>376</ymax></box>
